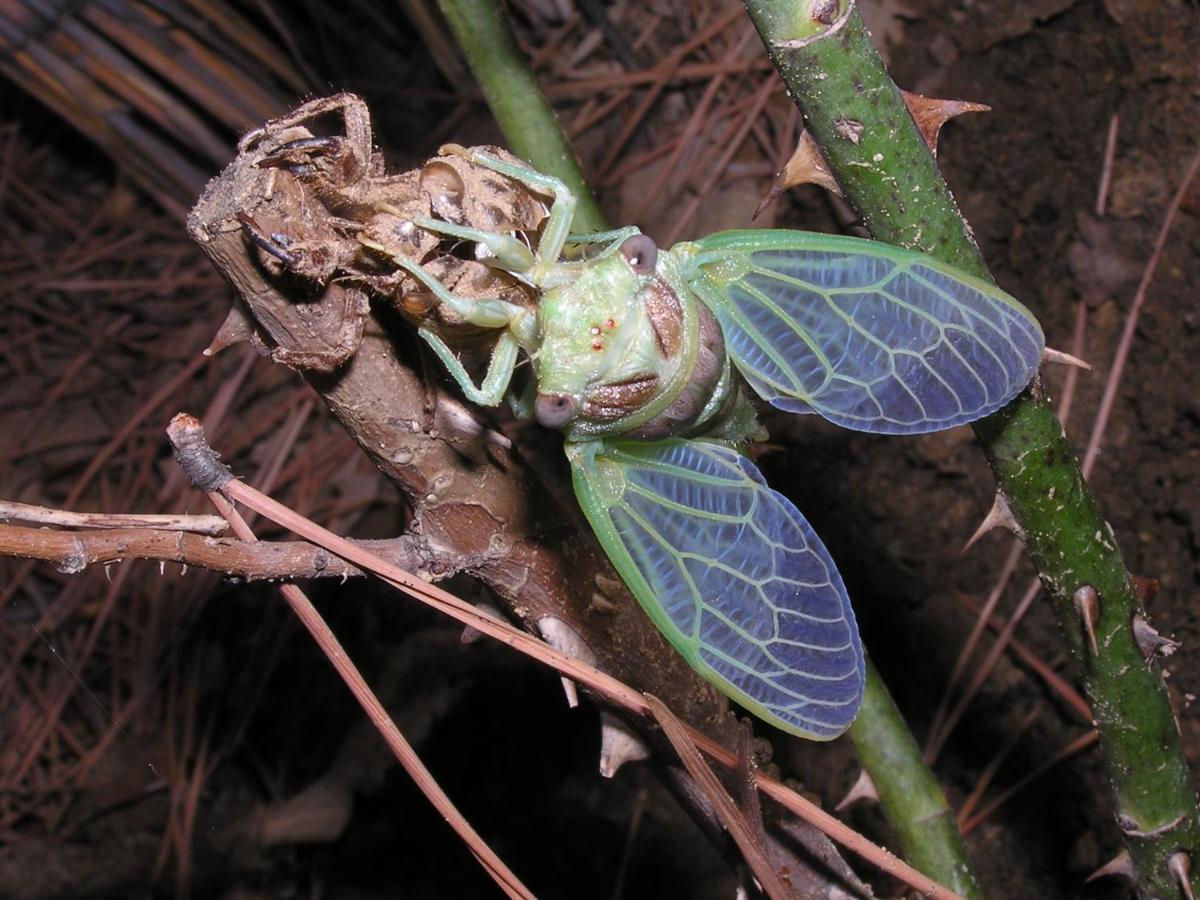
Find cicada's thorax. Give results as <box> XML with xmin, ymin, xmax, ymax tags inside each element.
<box><xmin>532</xmin><ymin>243</ymin><xmax>745</xmax><ymax>442</ymax></box>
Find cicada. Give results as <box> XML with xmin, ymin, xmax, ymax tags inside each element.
<box><xmin>364</xmin><ymin>146</ymin><xmax>1044</xmax><ymax>740</ymax></box>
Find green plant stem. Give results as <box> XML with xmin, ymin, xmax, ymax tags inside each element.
<box><xmin>437</xmin><ymin>0</ymin><xmax>983</xmax><ymax>895</ymax></box>
<box><xmin>435</xmin><ymin>0</ymin><xmax>606</xmax><ymax>233</ymax></box>
<box><xmin>744</xmin><ymin>1</ymin><xmax>1200</xmax><ymax>896</ymax></box>
<box><xmin>850</xmin><ymin>663</ymin><xmax>982</xmax><ymax>899</ymax></box>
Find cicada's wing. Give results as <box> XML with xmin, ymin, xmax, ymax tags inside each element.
<box><xmin>566</xmin><ymin>438</ymin><xmax>865</xmax><ymax>740</ymax></box>
<box><xmin>683</xmin><ymin>230</ymin><xmax>1045</xmax><ymax>434</ymax></box>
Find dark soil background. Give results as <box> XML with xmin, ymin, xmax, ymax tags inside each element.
<box><xmin>0</xmin><ymin>0</ymin><xmax>1197</xmax><ymax>898</ymax></box>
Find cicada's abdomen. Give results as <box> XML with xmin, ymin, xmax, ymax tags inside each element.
<box><xmin>580</xmin><ymin>274</ymin><xmax>728</xmax><ymax>439</ymax></box>
<box><xmin>619</xmin><ymin>285</ymin><xmax>729</xmax><ymax>441</ymax></box>
<box><xmin>534</xmin><ymin>235</ymin><xmax>754</xmax><ymax>443</ymax></box>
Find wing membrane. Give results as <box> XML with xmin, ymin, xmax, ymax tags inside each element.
<box><xmin>685</xmin><ymin>230</ymin><xmax>1045</xmax><ymax>434</ymax></box>
<box><xmin>567</xmin><ymin>438</ymin><xmax>865</xmax><ymax>739</ymax></box>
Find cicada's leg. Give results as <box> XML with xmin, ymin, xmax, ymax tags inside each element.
<box><xmin>564</xmin><ymin>227</ymin><xmax>639</xmax><ymax>245</ymax></box>
<box><xmin>408</xmin><ymin>216</ymin><xmax>534</xmax><ymax>276</ymax></box>
<box><xmin>438</xmin><ymin>145</ymin><xmax>576</xmax><ymax>283</ymax></box>
<box><xmin>562</xmin><ymin>226</ymin><xmax>641</xmax><ymax>260</ymax></box>
<box><xmin>362</xmin><ymin>238</ymin><xmax>528</xmax><ymax>331</ymax></box>
<box><xmin>506</xmin><ymin>375</ymin><xmax>537</xmax><ymax>420</ymax></box>
<box><xmin>417</xmin><ymin>328</ymin><xmax>521</xmax><ymax>407</ymax></box>
<box><xmin>368</xmin><ymin>241</ymin><xmax>530</xmax><ymax>405</ymax></box>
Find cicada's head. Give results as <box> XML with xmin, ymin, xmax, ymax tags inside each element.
<box><xmin>533</xmin><ymin>235</ymin><xmax>682</xmax><ymax>435</ymax></box>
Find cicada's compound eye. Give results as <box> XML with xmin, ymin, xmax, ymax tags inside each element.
<box><xmin>534</xmin><ymin>392</ymin><xmax>579</xmax><ymax>428</ymax></box>
<box><xmin>619</xmin><ymin>234</ymin><xmax>658</xmax><ymax>276</ymax></box>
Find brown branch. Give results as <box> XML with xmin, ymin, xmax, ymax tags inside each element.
<box><xmin>0</xmin><ymin>523</ymin><xmax>423</xmax><ymax>582</ymax></box>
<box><xmin>0</xmin><ymin>500</ymin><xmax>228</xmax><ymax>536</ymax></box>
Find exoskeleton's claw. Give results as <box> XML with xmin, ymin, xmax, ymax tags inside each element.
<box><xmin>238</xmin><ymin>93</ymin><xmax>374</xmax><ymax>195</ymax></box>
<box><xmin>437</xmin><ymin>143</ymin><xmax>471</xmax><ymax>160</ymax></box>
<box><xmin>258</xmin><ymin>135</ymin><xmax>348</xmax><ymax>173</ymax></box>
<box><xmin>236</xmin><ymin>211</ymin><xmax>297</xmax><ymax>266</ymax></box>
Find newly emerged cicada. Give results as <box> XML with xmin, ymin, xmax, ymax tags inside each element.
<box><xmin>365</xmin><ymin>146</ymin><xmax>1044</xmax><ymax>740</ymax></box>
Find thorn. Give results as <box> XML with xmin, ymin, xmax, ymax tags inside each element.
<box><xmin>755</xmin><ymin>131</ymin><xmax>841</xmax><ymax>218</ymax></box>
<box><xmin>1073</xmin><ymin>585</ymin><xmax>1101</xmax><ymax>656</ymax></box>
<box><xmin>753</xmin><ymin>184</ymin><xmax>782</xmax><ymax>221</ymax></box>
<box><xmin>961</xmin><ymin>491</ymin><xmax>1022</xmax><ymax>554</ymax></box>
<box><xmin>598</xmin><ymin>711</ymin><xmax>651</xmax><ymax>778</ymax></box>
<box><xmin>485</xmin><ymin>429</ymin><xmax>512</xmax><ymax>449</ymax></box>
<box><xmin>1120</xmin><ymin>811</ymin><xmax>1184</xmax><ymax>838</ymax></box>
<box><xmin>1131</xmin><ymin>613</ymin><xmax>1180</xmax><ymax>665</ymax></box>
<box><xmin>1131</xmin><ymin>574</ymin><xmax>1159</xmax><ymax>607</ymax></box>
<box><xmin>1041</xmin><ymin>346</ymin><xmax>1092</xmax><ymax>370</ymax></box>
<box><xmin>809</xmin><ymin>0</ymin><xmax>839</xmax><ymax>25</ymax></box>
<box><xmin>760</xmin><ymin>91</ymin><xmax>988</xmax><ymax>214</ymax></box>
<box><xmin>834</xmin><ymin>769</ymin><xmax>879</xmax><ymax>811</ymax></box>
<box><xmin>591</xmin><ymin>573</ymin><xmax>623</xmax><ymax>614</ymax></box>
<box><xmin>460</xmin><ymin>597</ymin><xmax>504</xmax><ymax>644</ymax></box>
<box><xmin>537</xmin><ymin>617</ymin><xmax>599</xmax><ymax>709</ymax></box>
<box><xmin>1169</xmin><ymin>851</ymin><xmax>1195</xmax><ymax>900</ymax></box>
<box><xmin>1086</xmin><ymin>848</ymin><xmax>1134</xmax><ymax>884</ymax></box>
<box><xmin>900</xmin><ymin>90</ymin><xmax>990</xmax><ymax>158</ymax></box>
<box><xmin>433</xmin><ymin>396</ymin><xmax>484</xmax><ymax>441</ymax></box>
<box><xmin>560</xmin><ymin>677</ymin><xmax>580</xmax><ymax>708</ymax></box>
<box><xmin>204</xmin><ymin>304</ymin><xmax>256</xmax><ymax>357</ymax></box>
<box><xmin>589</xmin><ymin>592</ymin><xmax>617</xmax><ymax>614</ymax></box>
<box><xmin>833</xmin><ymin>115</ymin><xmax>864</xmax><ymax>145</ymax></box>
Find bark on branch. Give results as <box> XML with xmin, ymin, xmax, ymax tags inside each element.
<box><xmin>0</xmin><ymin>522</ymin><xmax>423</xmax><ymax>582</ymax></box>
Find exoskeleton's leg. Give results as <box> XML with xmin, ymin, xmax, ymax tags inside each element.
<box><xmin>437</xmin><ymin>145</ymin><xmax>577</xmax><ymax>284</ymax></box>
<box><xmin>240</xmin><ymin>93</ymin><xmax>372</xmax><ymax>183</ymax></box>
<box><xmin>417</xmin><ymin>327</ymin><xmax>521</xmax><ymax>407</ymax></box>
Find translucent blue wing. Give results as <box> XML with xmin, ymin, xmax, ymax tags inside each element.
<box><xmin>682</xmin><ymin>230</ymin><xmax>1045</xmax><ymax>434</ymax></box>
<box><xmin>566</xmin><ymin>437</ymin><xmax>865</xmax><ymax>740</ymax></box>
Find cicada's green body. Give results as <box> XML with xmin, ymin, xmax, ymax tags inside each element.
<box><xmin>532</xmin><ymin>236</ymin><xmax>754</xmax><ymax>445</ymax></box>
<box><xmin>372</xmin><ymin>146</ymin><xmax>1044</xmax><ymax>740</ymax></box>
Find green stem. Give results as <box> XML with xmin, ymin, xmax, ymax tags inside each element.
<box><xmin>850</xmin><ymin>662</ymin><xmax>983</xmax><ymax>899</ymax></box>
<box><xmin>744</xmin><ymin>1</ymin><xmax>1200</xmax><ymax>896</ymax></box>
<box><xmin>438</xmin><ymin>0</ymin><xmax>983</xmax><ymax>894</ymax></box>
<box><xmin>435</xmin><ymin>0</ymin><xmax>606</xmax><ymax>233</ymax></box>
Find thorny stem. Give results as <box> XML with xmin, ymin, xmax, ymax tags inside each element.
<box><xmin>852</xmin><ymin>663</ymin><xmax>983</xmax><ymax>899</ymax></box>
<box><xmin>744</xmin><ymin>0</ymin><xmax>1200</xmax><ymax>896</ymax></box>
<box><xmin>436</xmin><ymin>0</ymin><xmax>981</xmax><ymax>893</ymax></box>
<box><xmin>435</xmin><ymin>0</ymin><xmax>606</xmax><ymax>233</ymax></box>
